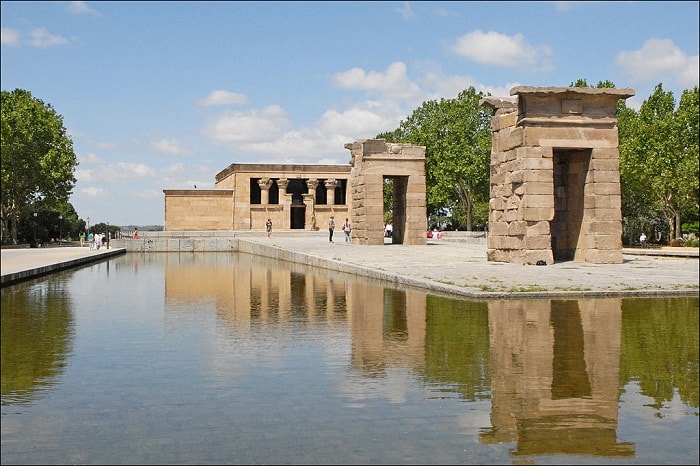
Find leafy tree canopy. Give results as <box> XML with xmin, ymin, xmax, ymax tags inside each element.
<box><xmin>378</xmin><ymin>87</ymin><xmax>493</xmax><ymax>230</ymax></box>
<box><xmin>1</xmin><ymin>89</ymin><xmax>78</xmax><ymax>244</ymax></box>
<box><xmin>619</xmin><ymin>84</ymin><xmax>699</xmax><ymax>239</ymax></box>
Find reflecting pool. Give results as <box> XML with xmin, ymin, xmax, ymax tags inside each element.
<box><xmin>1</xmin><ymin>252</ymin><xmax>698</xmax><ymax>465</ymax></box>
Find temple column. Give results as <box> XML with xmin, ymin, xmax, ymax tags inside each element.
<box><xmin>305</xmin><ymin>179</ymin><xmax>318</xmax><ymax>229</ymax></box>
<box><xmin>277</xmin><ymin>178</ymin><xmax>288</xmax><ymax>195</ymax></box>
<box><xmin>306</xmin><ymin>179</ymin><xmax>318</xmax><ymax>198</ymax></box>
<box><xmin>325</xmin><ymin>178</ymin><xmax>338</xmax><ymax>205</ymax></box>
<box><xmin>258</xmin><ymin>178</ymin><xmax>273</xmax><ymax>204</ymax></box>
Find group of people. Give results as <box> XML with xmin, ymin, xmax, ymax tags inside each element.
<box><xmin>81</xmin><ymin>231</ymin><xmax>108</xmax><ymax>250</ymax></box>
<box><xmin>328</xmin><ymin>216</ymin><xmax>352</xmax><ymax>243</ymax></box>
<box><xmin>265</xmin><ymin>216</ymin><xmax>353</xmax><ymax>243</ymax></box>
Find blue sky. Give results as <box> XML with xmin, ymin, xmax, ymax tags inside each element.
<box><xmin>2</xmin><ymin>1</ymin><xmax>698</xmax><ymax>227</ymax></box>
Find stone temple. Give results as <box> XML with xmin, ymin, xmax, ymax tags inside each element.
<box><xmin>163</xmin><ymin>139</ymin><xmax>427</xmax><ymax>246</ymax></box>
<box><xmin>480</xmin><ymin>86</ymin><xmax>634</xmax><ymax>265</ymax></box>
<box><xmin>163</xmin><ymin>86</ymin><xmax>633</xmax><ymax>265</ymax></box>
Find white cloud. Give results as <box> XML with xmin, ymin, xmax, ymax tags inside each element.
<box><xmin>81</xmin><ymin>186</ymin><xmax>104</xmax><ymax>197</ymax></box>
<box><xmin>26</xmin><ymin>28</ymin><xmax>69</xmax><ymax>47</ymax></box>
<box><xmin>74</xmin><ymin>168</ymin><xmax>94</xmax><ymax>182</ymax></box>
<box><xmin>196</xmin><ymin>60</ymin><xmax>526</xmax><ymax>165</ymax></box>
<box><xmin>418</xmin><ymin>66</ymin><xmax>518</xmax><ymax>99</ymax></box>
<box><xmin>151</xmin><ymin>138</ymin><xmax>193</xmax><ymax>156</ymax></box>
<box><xmin>452</xmin><ymin>30</ymin><xmax>553</xmax><ymax>71</ymax></box>
<box><xmin>317</xmin><ymin>100</ymin><xmax>403</xmax><ymax>138</ymax></box>
<box><xmin>107</xmin><ymin>162</ymin><xmax>157</xmax><ymax>180</ymax></box>
<box><xmin>395</xmin><ymin>1</ymin><xmax>416</xmax><ymax>20</ymax></box>
<box><xmin>66</xmin><ymin>1</ymin><xmax>100</xmax><ymax>16</ymax></box>
<box><xmin>616</xmin><ymin>39</ymin><xmax>700</xmax><ymax>89</ymax></box>
<box><xmin>79</xmin><ymin>152</ymin><xmax>105</xmax><ymax>165</ymax></box>
<box><xmin>1</xmin><ymin>27</ymin><xmax>69</xmax><ymax>47</ymax></box>
<box><xmin>332</xmin><ymin>62</ymin><xmax>423</xmax><ymax>100</ymax></box>
<box><xmin>201</xmin><ymin>105</ymin><xmax>290</xmax><ymax>145</ymax></box>
<box><xmin>196</xmin><ymin>90</ymin><xmax>249</xmax><ymax>106</ymax></box>
<box><xmin>75</xmin><ymin>162</ymin><xmax>156</xmax><ymax>184</ymax></box>
<box><xmin>1</xmin><ymin>28</ymin><xmax>20</xmax><ymax>46</ymax></box>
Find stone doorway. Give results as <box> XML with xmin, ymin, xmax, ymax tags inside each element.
<box><xmin>385</xmin><ymin>175</ymin><xmax>408</xmax><ymax>244</ymax></box>
<box><xmin>551</xmin><ymin>149</ymin><xmax>591</xmax><ymax>261</ymax></box>
<box><xmin>290</xmin><ymin>205</ymin><xmax>306</xmax><ymax>229</ymax></box>
<box><xmin>345</xmin><ymin>139</ymin><xmax>427</xmax><ymax>246</ymax></box>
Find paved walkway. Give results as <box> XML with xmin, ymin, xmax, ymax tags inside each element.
<box><xmin>238</xmin><ymin>234</ymin><xmax>699</xmax><ymax>299</ymax></box>
<box><xmin>1</xmin><ymin>237</ymin><xmax>698</xmax><ymax>299</ymax></box>
<box><xmin>0</xmin><ymin>246</ymin><xmax>126</xmax><ymax>287</ymax></box>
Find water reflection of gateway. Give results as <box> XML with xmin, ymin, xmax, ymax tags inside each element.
<box><xmin>481</xmin><ymin>299</ymin><xmax>635</xmax><ymax>458</ymax></box>
<box><xmin>163</xmin><ymin>256</ymin><xmax>635</xmax><ymax>458</ymax></box>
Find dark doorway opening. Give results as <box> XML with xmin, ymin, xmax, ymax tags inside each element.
<box><xmin>385</xmin><ymin>175</ymin><xmax>408</xmax><ymax>244</ymax></box>
<box><xmin>290</xmin><ymin>205</ymin><xmax>306</xmax><ymax>229</ymax></box>
<box><xmin>551</xmin><ymin>149</ymin><xmax>591</xmax><ymax>261</ymax></box>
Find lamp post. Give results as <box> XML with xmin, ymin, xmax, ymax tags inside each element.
<box><xmin>33</xmin><ymin>212</ymin><xmax>38</xmax><ymax>246</ymax></box>
<box><xmin>106</xmin><ymin>222</ymin><xmax>110</xmax><ymax>249</ymax></box>
<box><xmin>58</xmin><ymin>214</ymin><xmax>63</xmax><ymax>246</ymax></box>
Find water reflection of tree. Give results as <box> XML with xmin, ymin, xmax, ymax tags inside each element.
<box><xmin>619</xmin><ymin>297</ymin><xmax>699</xmax><ymax>410</ymax></box>
<box><xmin>1</xmin><ymin>282</ymin><xmax>74</xmax><ymax>405</ymax></box>
<box><xmin>422</xmin><ymin>297</ymin><xmax>490</xmax><ymax>400</ymax></box>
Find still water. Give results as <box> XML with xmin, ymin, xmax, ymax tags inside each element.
<box><xmin>1</xmin><ymin>252</ymin><xmax>698</xmax><ymax>465</ymax></box>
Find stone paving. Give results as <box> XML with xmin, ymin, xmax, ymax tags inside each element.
<box><xmin>237</xmin><ymin>234</ymin><xmax>699</xmax><ymax>299</ymax></box>
<box><xmin>2</xmin><ymin>236</ymin><xmax>698</xmax><ymax>299</ymax></box>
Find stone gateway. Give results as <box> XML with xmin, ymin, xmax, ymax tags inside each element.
<box><xmin>480</xmin><ymin>86</ymin><xmax>634</xmax><ymax>265</ymax></box>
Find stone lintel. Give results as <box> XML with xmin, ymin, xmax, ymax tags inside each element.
<box><xmin>511</xmin><ymin>86</ymin><xmax>634</xmax><ymax>99</ymax></box>
<box><xmin>163</xmin><ymin>189</ymin><xmax>233</xmax><ymax>196</ymax></box>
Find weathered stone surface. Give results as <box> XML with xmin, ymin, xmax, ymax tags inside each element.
<box><xmin>482</xmin><ymin>86</ymin><xmax>632</xmax><ymax>265</ymax></box>
<box><xmin>346</xmin><ymin>139</ymin><xmax>427</xmax><ymax>246</ymax></box>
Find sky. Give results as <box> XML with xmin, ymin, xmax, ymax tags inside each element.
<box><xmin>1</xmin><ymin>1</ymin><xmax>698</xmax><ymax>227</ymax></box>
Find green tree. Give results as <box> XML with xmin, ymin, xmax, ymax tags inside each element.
<box><xmin>1</xmin><ymin>89</ymin><xmax>78</xmax><ymax>244</ymax></box>
<box><xmin>378</xmin><ymin>87</ymin><xmax>492</xmax><ymax>230</ymax></box>
<box><xmin>570</xmin><ymin>78</ymin><xmax>616</xmax><ymax>89</ymax></box>
<box><xmin>619</xmin><ymin>84</ymin><xmax>699</xmax><ymax>240</ymax></box>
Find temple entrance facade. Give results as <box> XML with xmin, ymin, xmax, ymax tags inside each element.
<box><xmin>480</xmin><ymin>86</ymin><xmax>634</xmax><ymax>265</ymax></box>
<box><xmin>163</xmin><ymin>140</ymin><xmax>427</xmax><ymax>245</ymax></box>
<box><xmin>163</xmin><ymin>164</ymin><xmax>351</xmax><ymax>232</ymax></box>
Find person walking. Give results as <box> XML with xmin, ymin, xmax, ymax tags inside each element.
<box><xmin>640</xmin><ymin>232</ymin><xmax>647</xmax><ymax>248</ymax></box>
<box><xmin>342</xmin><ymin>218</ymin><xmax>352</xmax><ymax>243</ymax></box>
<box><xmin>266</xmin><ymin>218</ymin><xmax>273</xmax><ymax>238</ymax></box>
<box><xmin>328</xmin><ymin>216</ymin><xmax>335</xmax><ymax>243</ymax></box>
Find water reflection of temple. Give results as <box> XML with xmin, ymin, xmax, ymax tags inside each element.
<box><xmin>163</xmin><ymin>255</ymin><xmax>635</xmax><ymax>459</ymax></box>
<box><xmin>481</xmin><ymin>299</ymin><xmax>635</xmax><ymax>458</ymax></box>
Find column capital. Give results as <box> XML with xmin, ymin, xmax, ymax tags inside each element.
<box><xmin>258</xmin><ymin>178</ymin><xmax>273</xmax><ymax>190</ymax></box>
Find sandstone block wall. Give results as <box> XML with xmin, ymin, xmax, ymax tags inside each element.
<box><xmin>346</xmin><ymin>139</ymin><xmax>427</xmax><ymax>246</ymax></box>
<box><xmin>481</xmin><ymin>87</ymin><xmax>634</xmax><ymax>265</ymax></box>
<box><xmin>163</xmin><ymin>190</ymin><xmax>234</xmax><ymax>231</ymax></box>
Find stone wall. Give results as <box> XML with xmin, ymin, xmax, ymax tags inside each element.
<box><xmin>163</xmin><ymin>164</ymin><xmax>351</xmax><ymax>232</ymax></box>
<box><xmin>163</xmin><ymin>190</ymin><xmax>234</xmax><ymax>231</ymax></box>
<box><xmin>345</xmin><ymin>139</ymin><xmax>427</xmax><ymax>245</ymax></box>
<box><xmin>481</xmin><ymin>87</ymin><xmax>634</xmax><ymax>264</ymax></box>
